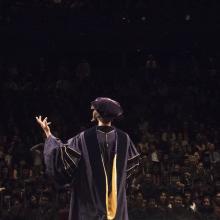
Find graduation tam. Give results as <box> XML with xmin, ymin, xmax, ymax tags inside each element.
<box><xmin>91</xmin><ymin>97</ymin><xmax>123</xmax><ymax>121</ymax></box>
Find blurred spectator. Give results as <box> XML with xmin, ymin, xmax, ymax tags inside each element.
<box><xmin>157</xmin><ymin>190</ymin><xmax>169</xmax><ymax>213</ymax></box>
<box><xmin>207</xmin><ymin>143</ymin><xmax>220</xmax><ymax>168</ymax></box>
<box><xmin>197</xmin><ymin>195</ymin><xmax>217</xmax><ymax>220</ymax></box>
<box><xmin>213</xmin><ymin>192</ymin><xmax>220</xmax><ymax>219</ymax></box>
<box><xmin>150</xmin><ymin>143</ymin><xmax>161</xmax><ymax>185</ymax></box>
<box><xmin>140</xmin><ymin>173</ymin><xmax>157</xmax><ymax>200</ymax></box>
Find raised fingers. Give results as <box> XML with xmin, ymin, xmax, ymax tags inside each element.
<box><xmin>36</xmin><ymin>115</ymin><xmax>51</xmax><ymax>128</ymax></box>
<box><xmin>43</xmin><ymin>117</ymin><xmax>48</xmax><ymax>124</ymax></box>
<box><xmin>36</xmin><ymin>115</ymin><xmax>45</xmax><ymax>126</ymax></box>
<box><xmin>36</xmin><ymin>116</ymin><xmax>41</xmax><ymax>123</ymax></box>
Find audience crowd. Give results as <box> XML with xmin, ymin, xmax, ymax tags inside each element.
<box><xmin>0</xmin><ymin>52</ymin><xmax>220</xmax><ymax>219</ymax></box>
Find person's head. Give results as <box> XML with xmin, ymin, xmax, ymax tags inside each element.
<box><xmin>13</xmin><ymin>198</ymin><xmax>22</xmax><ymax>208</ymax></box>
<box><xmin>184</xmin><ymin>156</ymin><xmax>190</xmax><ymax>166</ymax></box>
<box><xmin>174</xmin><ymin>164</ymin><xmax>181</xmax><ymax>173</ymax></box>
<box><xmin>197</xmin><ymin>162</ymin><xmax>204</xmax><ymax>171</ymax></box>
<box><xmin>174</xmin><ymin>194</ymin><xmax>183</xmax><ymax>208</ymax></box>
<box><xmin>142</xmin><ymin>199</ymin><xmax>147</xmax><ymax>210</ymax></box>
<box><xmin>90</xmin><ymin>97</ymin><xmax>123</xmax><ymax>125</ymax></box>
<box><xmin>184</xmin><ymin>190</ymin><xmax>192</xmax><ymax>204</ymax></box>
<box><xmin>202</xmin><ymin>196</ymin><xmax>211</xmax><ymax>208</ymax></box>
<box><xmin>136</xmin><ymin>192</ymin><xmax>144</xmax><ymax>204</ymax></box>
<box><xmin>22</xmin><ymin>166</ymin><xmax>30</xmax><ymax>178</ymax></box>
<box><xmin>173</xmin><ymin>142</ymin><xmax>181</xmax><ymax>151</ymax></box>
<box><xmin>159</xmin><ymin>191</ymin><xmax>168</xmax><ymax>205</ymax></box>
<box><xmin>148</xmin><ymin>198</ymin><xmax>157</xmax><ymax>209</ymax></box>
<box><xmin>201</xmin><ymin>195</ymin><xmax>214</xmax><ymax>213</ymax></box>
<box><xmin>170</xmin><ymin>175</ymin><xmax>180</xmax><ymax>185</ymax></box>
<box><xmin>194</xmin><ymin>151</ymin><xmax>200</xmax><ymax>162</ymax></box>
<box><xmin>144</xmin><ymin>173</ymin><xmax>152</xmax><ymax>184</ymax></box>
<box><xmin>214</xmin><ymin>192</ymin><xmax>220</xmax><ymax>207</ymax></box>
<box><xmin>140</xmin><ymin>145</ymin><xmax>148</xmax><ymax>155</ymax></box>
<box><xmin>30</xmin><ymin>195</ymin><xmax>38</xmax><ymax>208</ymax></box>
<box><xmin>183</xmin><ymin>171</ymin><xmax>191</xmax><ymax>181</ymax></box>
<box><xmin>168</xmin><ymin>194</ymin><xmax>175</xmax><ymax>206</ymax></box>
<box><xmin>39</xmin><ymin>192</ymin><xmax>51</xmax><ymax>207</ymax></box>
<box><xmin>142</xmin><ymin>155</ymin><xmax>148</xmax><ymax>163</ymax></box>
<box><xmin>208</xmin><ymin>142</ymin><xmax>215</xmax><ymax>151</ymax></box>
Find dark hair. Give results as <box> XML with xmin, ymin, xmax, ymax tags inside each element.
<box><xmin>94</xmin><ymin>110</ymin><xmax>112</xmax><ymax>124</ymax></box>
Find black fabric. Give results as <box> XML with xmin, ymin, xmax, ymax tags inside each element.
<box><xmin>97</xmin><ymin>126</ymin><xmax>115</xmax><ymax>133</ymax></box>
<box><xmin>84</xmin><ymin>126</ymin><xmax>107</xmax><ymax>212</ymax></box>
<box><xmin>53</xmin><ymin>140</ymin><xmax>81</xmax><ymax>185</ymax></box>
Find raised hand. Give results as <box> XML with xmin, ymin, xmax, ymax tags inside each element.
<box><xmin>36</xmin><ymin>116</ymin><xmax>52</xmax><ymax>138</ymax></box>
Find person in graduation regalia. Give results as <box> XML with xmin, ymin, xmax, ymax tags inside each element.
<box><xmin>36</xmin><ymin>97</ymin><xmax>140</xmax><ymax>220</ymax></box>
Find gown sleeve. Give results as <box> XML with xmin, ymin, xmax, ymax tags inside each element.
<box><xmin>126</xmin><ymin>138</ymin><xmax>140</xmax><ymax>180</ymax></box>
<box><xmin>44</xmin><ymin>134</ymin><xmax>82</xmax><ymax>183</ymax></box>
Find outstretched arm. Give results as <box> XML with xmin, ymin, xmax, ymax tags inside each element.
<box><xmin>35</xmin><ymin>116</ymin><xmax>81</xmax><ymax>184</ymax></box>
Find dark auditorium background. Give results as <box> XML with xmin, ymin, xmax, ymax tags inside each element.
<box><xmin>0</xmin><ymin>0</ymin><xmax>220</xmax><ymax>219</ymax></box>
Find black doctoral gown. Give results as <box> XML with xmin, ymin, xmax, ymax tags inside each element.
<box><xmin>44</xmin><ymin>126</ymin><xmax>139</xmax><ymax>220</ymax></box>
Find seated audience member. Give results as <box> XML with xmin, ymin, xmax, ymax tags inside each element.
<box><xmin>197</xmin><ymin>195</ymin><xmax>217</xmax><ymax>220</ymax></box>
